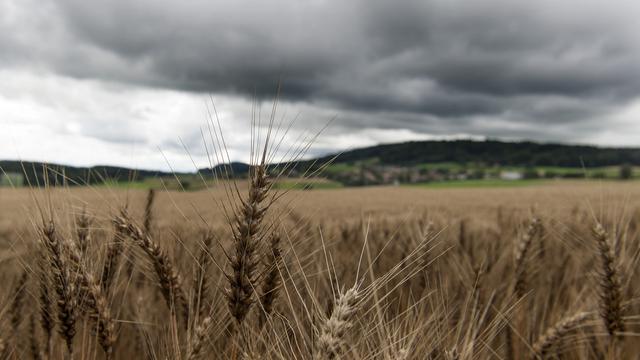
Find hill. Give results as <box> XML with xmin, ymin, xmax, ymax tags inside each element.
<box><xmin>0</xmin><ymin>161</ymin><xmax>184</xmax><ymax>187</ymax></box>
<box><xmin>286</xmin><ymin>140</ymin><xmax>640</xmax><ymax>186</ymax></box>
<box><xmin>308</xmin><ymin>140</ymin><xmax>640</xmax><ymax>168</ymax></box>
<box><xmin>2</xmin><ymin>140</ymin><xmax>639</xmax><ymax>187</ymax></box>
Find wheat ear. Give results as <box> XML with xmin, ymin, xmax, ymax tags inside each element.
<box><xmin>10</xmin><ymin>270</ymin><xmax>28</xmax><ymax>332</ymax></box>
<box><xmin>446</xmin><ymin>347</ymin><xmax>460</xmax><ymax>360</ymax></box>
<box><xmin>187</xmin><ymin>316</ymin><xmax>212</xmax><ymax>360</ymax></box>
<box><xmin>143</xmin><ymin>188</ymin><xmax>156</xmax><ymax>234</ymax></box>
<box><xmin>258</xmin><ymin>231</ymin><xmax>282</xmax><ymax>327</ymax></box>
<box><xmin>29</xmin><ymin>314</ymin><xmax>43</xmax><ymax>360</ymax></box>
<box><xmin>226</xmin><ymin>164</ymin><xmax>271</xmax><ymax>324</ymax></box>
<box><xmin>67</xmin><ymin>239</ymin><xmax>116</xmax><ymax>359</ymax></box>
<box><xmin>315</xmin><ymin>286</ymin><xmax>360</xmax><ymax>360</ymax></box>
<box><xmin>41</xmin><ymin>222</ymin><xmax>77</xmax><ymax>356</ymax></box>
<box><xmin>75</xmin><ymin>207</ymin><xmax>92</xmax><ymax>255</ymax></box>
<box><xmin>114</xmin><ymin>212</ymin><xmax>189</xmax><ymax>326</ymax></box>
<box><xmin>396</xmin><ymin>348</ymin><xmax>410</xmax><ymax>360</ymax></box>
<box><xmin>592</xmin><ymin>224</ymin><xmax>625</xmax><ymax>336</ymax></box>
<box><xmin>101</xmin><ymin>220</ymin><xmax>126</xmax><ymax>293</ymax></box>
<box><xmin>193</xmin><ymin>232</ymin><xmax>214</xmax><ymax>323</ymax></box>
<box><xmin>531</xmin><ymin>311</ymin><xmax>591</xmax><ymax>359</ymax></box>
<box><xmin>513</xmin><ymin>218</ymin><xmax>540</xmax><ymax>298</ymax></box>
<box><xmin>37</xmin><ymin>249</ymin><xmax>54</xmax><ymax>359</ymax></box>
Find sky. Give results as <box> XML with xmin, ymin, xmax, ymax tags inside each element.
<box><xmin>1</xmin><ymin>0</ymin><xmax>639</xmax><ymax>171</ymax></box>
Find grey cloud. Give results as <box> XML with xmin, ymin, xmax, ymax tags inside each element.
<box><xmin>77</xmin><ymin>119</ymin><xmax>147</xmax><ymax>144</ymax></box>
<box><xmin>3</xmin><ymin>0</ymin><xmax>640</xmax><ymax>144</ymax></box>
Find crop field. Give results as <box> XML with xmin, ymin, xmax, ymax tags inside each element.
<box><xmin>4</xmin><ymin>0</ymin><xmax>640</xmax><ymax>359</ymax></box>
<box><xmin>0</xmin><ymin>179</ymin><xmax>638</xmax><ymax>359</ymax></box>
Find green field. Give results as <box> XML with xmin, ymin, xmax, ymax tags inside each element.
<box><xmin>408</xmin><ymin>178</ymin><xmax>640</xmax><ymax>189</ymax></box>
<box><xmin>98</xmin><ymin>175</ymin><xmax>213</xmax><ymax>191</ymax></box>
<box><xmin>7</xmin><ymin>161</ymin><xmax>637</xmax><ymax>191</ymax></box>
<box><xmin>272</xmin><ymin>179</ymin><xmax>343</xmax><ymax>190</ymax></box>
<box><xmin>407</xmin><ymin>179</ymin><xmax>548</xmax><ymax>188</ymax></box>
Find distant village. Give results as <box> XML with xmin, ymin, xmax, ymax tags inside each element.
<box><xmin>324</xmin><ymin>163</ymin><xmax>631</xmax><ymax>186</ymax></box>
<box><xmin>0</xmin><ymin>163</ymin><xmax>634</xmax><ymax>188</ymax></box>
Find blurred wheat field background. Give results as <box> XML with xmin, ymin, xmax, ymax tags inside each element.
<box><xmin>0</xmin><ymin>178</ymin><xmax>639</xmax><ymax>359</ymax></box>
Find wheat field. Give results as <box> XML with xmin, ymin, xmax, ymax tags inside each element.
<box><xmin>0</xmin><ymin>178</ymin><xmax>639</xmax><ymax>359</ymax></box>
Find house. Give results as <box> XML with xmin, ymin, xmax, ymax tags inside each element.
<box><xmin>500</xmin><ymin>171</ymin><xmax>523</xmax><ymax>180</ymax></box>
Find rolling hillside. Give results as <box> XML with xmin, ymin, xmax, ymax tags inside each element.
<box><xmin>306</xmin><ymin>140</ymin><xmax>640</xmax><ymax>168</ymax></box>
<box><xmin>2</xmin><ymin>140</ymin><xmax>639</xmax><ymax>187</ymax></box>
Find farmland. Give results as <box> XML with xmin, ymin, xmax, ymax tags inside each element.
<box><xmin>0</xmin><ymin>179</ymin><xmax>638</xmax><ymax>358</ymax></box>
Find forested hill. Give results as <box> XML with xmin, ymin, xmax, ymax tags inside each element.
<box><xmin>0</xmin><ymin>161</ymin><xmax>180</xmax><ymax>186</ymax></box>
<box><xmin>310</xmin><ymin>140</ymin><xmax>640</xmax><ymax>167</ymax></box>
<box><xmin>2</xmin><ymin>140</ymin><xmax>639</xmax><ymax>187</ymax></box>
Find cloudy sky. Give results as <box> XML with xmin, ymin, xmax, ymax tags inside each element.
<box><xmin>1</xmin><ymin>0</ymin><xmax>639</xmax><ymax>171</ymax></box>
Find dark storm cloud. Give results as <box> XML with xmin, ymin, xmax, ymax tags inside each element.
<box><xmin>3</xmin><ymin>0</ymin><xmax>640</xmax><ymax>141</ymax></box>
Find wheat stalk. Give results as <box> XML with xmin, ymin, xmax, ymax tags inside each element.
<box><xmin>75</xmin><ymin>207</ymin><xmax>92</xmax><ymax>255</ymax></box>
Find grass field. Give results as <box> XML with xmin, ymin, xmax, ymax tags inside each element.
<box><xmin>0</xmin><ymin>179</ymin><xmax>639</xmax><ymax>359</ymax></box>
<box><xmin>408</xmin><ymin>179</ymin><xmax>548</xmax><ymax>188</ymax></box>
